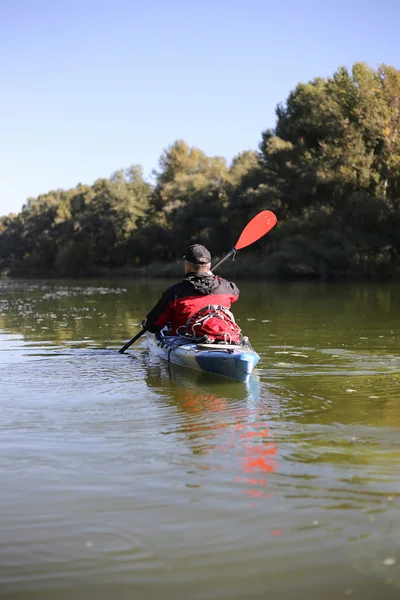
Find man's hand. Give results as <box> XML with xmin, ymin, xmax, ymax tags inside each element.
<box><xmin>141</xmin><ymin>319</ymin><xmax>147</xmax><ymax>329</ymax></box>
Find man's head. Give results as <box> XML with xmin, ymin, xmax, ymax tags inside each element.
<box><xmin>183</xmin><ymin>244</ymin><xmax>211</xmax><ymax>273</ymax></box>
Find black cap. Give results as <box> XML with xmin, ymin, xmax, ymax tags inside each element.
<box><xmin>183</xmin><ymin>244</ymin><xmax>211</xmax><ymax>264</ymax></box>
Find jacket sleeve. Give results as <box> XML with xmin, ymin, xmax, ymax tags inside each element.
<box><xmin>219</xmin><ymin>278</ymin><xmax>239</xmax><ymax>302</ymax></box>
<box><xmin>216</xmin><ymin>276</ymin><xmax>240</xmax><ymax>302</ymax></box>
<box><xmin>230</xmin><ymin>281</ymin><xmax>240</xmax><ymax>300</ymax></box>
<box><xmin>145</xmin><ymin>287</ymin><xmax>175</xmax><ymax>332</ymax></box>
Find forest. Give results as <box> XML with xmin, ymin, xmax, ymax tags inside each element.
<box><xmin>1</xmin><ymin>62</ymin><xmax>400</xmax><ymax>280</ymax></box>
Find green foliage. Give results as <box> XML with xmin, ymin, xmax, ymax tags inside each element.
<box><xmin>0</xmin><ymin>166</ymin><xmax>152</xmax><ymax>275</ymax></box>
<box><xmin>138</xmin><ymin>140</ymin><xmax>231</xmax><ymax>258</ymax></box>
<box><xmin>1</xmin><ymin>62</ymin><xmax>400</xmax><ymax>279</ymax></box>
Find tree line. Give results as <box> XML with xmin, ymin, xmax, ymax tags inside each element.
<box><xmin>1</xmin><ymin>62</ymin><xmax>400</xmax><ymax>280</ymax></box>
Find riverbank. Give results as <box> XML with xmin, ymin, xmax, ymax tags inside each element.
<box><xmin>1</xmin><ymin>253</ymin><xmax>330</xmax><ymax>281</ymax></box>
<box><xmin>5</xmin><ymin>253</ymin><xmax>399</xmax><ymax>281</ymax></box>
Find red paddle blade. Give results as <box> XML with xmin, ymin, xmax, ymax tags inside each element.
<box><xmin>234</xmin><ymin>210</ymin><xmax>277</xmax><ymax>250</ymax></box>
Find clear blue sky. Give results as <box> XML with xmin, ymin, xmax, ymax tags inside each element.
<box><xmin>1</xmin><ymin>0</ymin><xmax>399</xmax><ymax>216</ymax></box>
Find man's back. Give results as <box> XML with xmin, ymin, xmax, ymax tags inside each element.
<box><xmin>145</xmin><ymin>273</ymin><xmax>239</xmax><ymax>335</ymax></box>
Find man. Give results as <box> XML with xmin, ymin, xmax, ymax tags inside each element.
<box><xmin>143</xmin><ymin>244</ymin><xmax>239</xmax><ymax>335</ymax></box>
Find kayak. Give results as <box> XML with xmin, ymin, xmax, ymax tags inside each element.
<box><xmin>147</xmin><ymin>331</ymin><xmax>260</xmax><ymax>383</ymax></box>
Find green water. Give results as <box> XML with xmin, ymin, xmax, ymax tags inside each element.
<box><xmin>0</xmin><ymin>278</ymin><xmax>399</xmax><ymax>600</ymax></box>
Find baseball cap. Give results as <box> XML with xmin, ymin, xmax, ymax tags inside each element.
<box><xmin>183</xmin><ymin>244</ymin><xmax>211</xmax><ymax>264</ymax></box>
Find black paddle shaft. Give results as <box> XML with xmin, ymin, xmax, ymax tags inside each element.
<box><xmin>211</xmin><ymin>248</ymin><xmax>236</xmax><ymax>272</ymax></box>
<box><xmin>118</xmin><ymin>328</ymin><xmax>146</xmax><ymax>354</ymax></box>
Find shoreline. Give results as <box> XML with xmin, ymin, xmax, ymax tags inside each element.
<box><xmin>3</xmin><ymin>254</ymin><xmax>398</xmax><ymax>282</ymax></box>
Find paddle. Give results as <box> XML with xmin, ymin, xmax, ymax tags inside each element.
<box><xmin>118</xmin><ymin>328</ymin><xmax>146</xmax><ymax>354</ymax></box>
<box><xmin>211</xmin><ymin>209</ymin><xmax>277</xmax><ymax>271</ymax></box>
<box><xmin>118</xmin><ymin>209</ymin><xmax>277</xmax><ymax>354</ymax></box>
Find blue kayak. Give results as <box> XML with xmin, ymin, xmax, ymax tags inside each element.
<box><xmin>147</xmin><ymin>331</ymin><xmax>260</xmax><ymax>383</ymax></box>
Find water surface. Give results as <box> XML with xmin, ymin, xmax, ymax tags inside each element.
<box><xmin>1</xmin><ymin>278</ymin><xmax>399</xmax><ymax>599</ymax></box>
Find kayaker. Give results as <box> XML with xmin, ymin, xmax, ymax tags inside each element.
<box><xmin>142</xmin><ymin>244</ymin><xmax>240</xmax><ymax>336</ymax></box>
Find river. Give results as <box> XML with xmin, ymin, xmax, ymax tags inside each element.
<box><xmin>0</xmin><ymin>278</ymin><xmax>399</xmax><ymax>599</ymax></box>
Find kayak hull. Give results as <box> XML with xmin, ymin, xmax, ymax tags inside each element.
<box><xmin>147</xmin><ymin>332</ymin><xmax>260</xmax><ymax>383</ymax></box>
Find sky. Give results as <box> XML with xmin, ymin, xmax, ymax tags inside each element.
<box><xmin>1</xmin><ymin>0</ymin><xmax>400</xmax><ymax>216</ymax></box>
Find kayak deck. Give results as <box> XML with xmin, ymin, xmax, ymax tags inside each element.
<box><xmin>147</xmin><ymin>331</ymin><xmax>260</xmax><ymax>383</ymax></box>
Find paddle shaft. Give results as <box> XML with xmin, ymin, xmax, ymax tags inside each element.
<box><xmin>211</xmin><ymin>248</ymin><xmax>235</xmax><ymax>272</ymax></box>
<box><xmin>118</xmin><ymin>327</ymin><xmax>146</xmax><ymax>354</ymax></box>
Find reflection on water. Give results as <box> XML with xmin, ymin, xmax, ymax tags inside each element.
<box><xmin>145</xmin><ymin>361</ymin><xmax>279</xmax><ymax>501</ymax></box>
<box><xmin>0</xmin><ymin>278</ymin><xmax>400</xmax><ymax>599</ymax></box>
